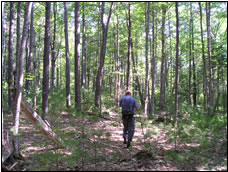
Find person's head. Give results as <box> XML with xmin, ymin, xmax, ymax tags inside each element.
<box><xmin>126</xmin><ymin>90</ymin><xmax>131</xmax><ymax>96</ymax></box>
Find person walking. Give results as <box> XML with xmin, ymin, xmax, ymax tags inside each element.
<box><xmin>119</xmin><ymin>90</ymin><xmax>139</xmax><ymax>148</ymax></box>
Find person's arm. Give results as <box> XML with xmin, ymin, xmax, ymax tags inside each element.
<box><xmin>119</xmin><ymin>98</ymin><xmax>122</xmax><ymax>107</ymax></box>
<box><xmin>134</xmin><ymin>99</ymin><xmax>139</xmax><ymax>111</ymax></box>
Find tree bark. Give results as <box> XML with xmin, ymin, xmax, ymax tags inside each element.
<box><xmin>126</xmin><ymin>2</ymin><xmax>131</xmax><ymax>90</ymax></box>
<box><xmin>113</xmin><ymin>12</ymin><xmax>120</xmax><ymax>106</ymax></box>
<box><xmin>8</xmin><ymin>2</ymin><xmax>15</xmax><ymax>109</ymax></box>
<box><xmin>206</xmin><ymin>2</ymin><xmax>214</xmax><ymax>116</ymax></box>
<box><xmin>2</xmin><ymin>2</ymin><xmax>5</xmax><ymax>67</ymax></box>
<box><xmin>37</xmin><ymin>39</ymin><xmax>41</xmax><ymax>87</ymax></box>
<box><xmin>42</xmin><ymin>2</ymin><xmax>51</xmax><ymax>118</ymax></box>
<box><xmin>95</xmin><ymin>2</ymin><xmax>113</xmax><ymax>107</ymax></box>
<box><xmin>75</xmin><ymin>2</ymin><xmax>81</xmax><ymax>109</ymax></box>
<box><xmin>16</xmin><ymin>2</ymin><xmax>21</xmax><ymax>87</ymax></box>
<box><xmin>188</xmin><ymin>4</ymin><xmax>192</xmax><ymax>105</ymax></box>
<box><xmin>190</xmin><ymin>3</ymin><xmax>197</xmax><ymax>106</ymax></box>
<box><xmin>2</xmin><ymin>1</ymin><xmax>5</xmax><ymax>140</ymax></box>
<box><xmin>25</xmin><ymin>3</ymin><xmax>34</xmax><ymax>93</ymax></box>
<box><xmin>33</xmin><ymin>36</ymin><xmax>37</xmax><ymax>110</ymax></box>
<box><xmin>81</xmin><ymin>2</ymin><xmax>87</xmax><ymax>89</ymax></box>
<box><xmin>30</xmin><ymin>3</ymin><xmax>36</xmax><ymax>109</ymax></box>
<box><xmin>150</xmin><ymin>2</ymin><xmax>156</xmax><ymax>116</ymax></box>
<box><xmin>144</xmin><ymin>2</ymin><xmax>150</xmax><ymax>116</ymax></box>
<box><xmin>64</xmin><ymin>2</ymin><xmax>71</xmax><ymax>107</ymax></box>
<box><xmin>160</xmin><ymin>4</ymin><xmax>167</xmax><ymax>111</ymax></box>
<box><xmin>51</xmin><ymin>2</ymin><xmax>57</xmax><ymax>90</ymax></box>
<box><xmin>175</xmin><ymin>2</ymin><xmax>179</xmax><ymax>149</ymax></box>
<box><xmin>13</xmin><ymin>2</ymin><xmax>33</xmax><ymax>157</ymax></box>
<box><xmin>21</xmin><ymin>96</ymin><xmax>64</xmax><ymax>148</ymax></box>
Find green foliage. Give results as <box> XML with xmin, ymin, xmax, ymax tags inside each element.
<box><xmin>167</xmin><ymin>103</ymin><xmax>227</xmax><ymax>167</ymax></box>
<box><xmin>165</xmin><ymin>150</ymin><xmax>186</xmax><ymax>163</ymax></box>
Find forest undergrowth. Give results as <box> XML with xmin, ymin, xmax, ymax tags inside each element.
<box><xmin>3</xmin><ymin>89</ymin><xmax>227</xmax><ymax>171</ymax></box>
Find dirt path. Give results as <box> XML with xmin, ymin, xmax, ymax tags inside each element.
<box><xmin>4</xmin><ymin>108</ymin><xmax>223</xmax><ymax>171</ymax></box>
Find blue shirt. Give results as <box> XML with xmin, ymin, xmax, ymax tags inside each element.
<box><xmin>120</xmin><ymin>96</ymin><xmax>139</xmax><ymax>113</ymax></box>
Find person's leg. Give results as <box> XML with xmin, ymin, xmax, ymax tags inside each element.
<box><xmin>127</xmin><ymin>117</ymin><xmax>135</xmax><ymax>148</ymax></box>
<box><xmin>123</xmin><ymin>118</ymin><xmax>128</xmax><ymax>144</ymax></box>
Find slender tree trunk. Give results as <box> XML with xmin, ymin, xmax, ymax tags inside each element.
<box><xmin>64</xmin><ymin>2</ymin><xmax>71</xmax><ymax>107</ymax></box>
<box><xmin>126</xmin><ymin>2</ymin><xmax>131</xmax><ymax>90</ymax></box>
<box><xmin>37</xmin><ymin>40</ymin><xmax>41</xmax><ymax>87</ymax></box>
<box><xmin>160</xmin><ymin>4</ymin><xmax>167</xmax><ymax>111</ymax></box>
<box><xmin>131</xmin><ymin>37</ymin><xmax>144</xmax><ymax>106</ymax></box>
<box><xmin>56</xmin><ymin>38</ymin><xmax>61</xmax><ymax>88</ymax></box>
<box><xmin>25</xmin><ymin>35</ymin><xmax>30</xmax><ymax>93</ymax></box>
<box><xmin>57</xmin><ymin>50</ymin><xmax>59</xmax><ymax>88</ymax></box>
<box><xmin>95</xmin><ymin>2</ymin><xmax>113</xmax><ymax>107</ymax></box>
<box><xmin>117</xmin><ymin>14</ymin><xmax>120</xmax><ymax>104</ymax></box>
<box><xmin>25</xmin><ymin>4</ymin><xmax>34</xmax><ymax>93</ymax></box>
<box><xmin>4</xmin><ymin>42</ymin><xmax>8</xmax><ymax>82</ymax></box>
<box><xmin>81</xmin><ymin>2</ymin><xmax>87</xmax><ymax>89</ymax></box>
<box><xmin>174</xmin><ymin>2</ymin><xmax>179</xmax><ymax>149</ymax></box>
<box><xmin>2</xmin><ymin>2</ymin><xmax>5</xmax><ymax>65</ymax></box>
<box><xmin>33</xmin><ymin>34</ymin><xmax>37</xmax><ymax>109</ymax></box>
<box><xmin>190</xmin><ymin>3</ymin><xmax>197</xmax><ymax>106</ymax></box>
<box><xmin>75</xmin><ymin>2</ymin><xmax>81</xmax><ymax>109</ymax></box>
<box><xmin>8</xmin><ymin>2</ymin><xmax>15</xmax><ymax>109</ymax></box>
<box><xmin>29</xmin><ymin>3</ymin><xmax>36</xmax><ymax>109</ymax></box>
<box><xmin>188</xmin><ymin>4</ymin><xmax>192</xmax><ymax>105</ymax></box>
<box><xmin>16</xmin><ymin>2</ymin><xmax>21</xmax><ymax>86</ymax></box>
<box><xmin>42</xmin><ymin>2</ymin><xmax>51</xmax><ymax>118</ymax></box>
<box><xmin>150</xmin><ymin>2</ymin><xmax>155</xmax><ymax>116</ymax></box>
<box><xmin>51</xmin><ymin>2</ymin><xmax>57</xmax><ymax>90</ymax></box>
<box><xmin>167</xmin><ymin>11</ymin><xmax>173</xmax><ymax>110</ymax></box>
<box><xmin>206</xmin><ymin>2</ymin><xmax>214</xmax><ymax>116</ymax></box>
<box><xmin>13</xmin><ymin>2</ymin><xmax>32</xmax><ymax>156</ymax></box>
<box><xmin>114</xmin><ymin>13</ymin><xmax>120</xmax><ymax>106</ymax></box>
<box><xmin>28</xmin><ymin>3</ymin><xmax>35</xmax><ymax>92</ymax></box>
<box><xmin>2</xmin><ymin>2</ymin><xmax>5</xmax><ymax>144</ymax></box>
<box><xmin>144</xmin><ymin>2</ymin><xmax>150</xmax><ymax>117</ymax></box>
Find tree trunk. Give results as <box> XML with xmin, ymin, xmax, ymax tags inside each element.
<box><xmin>113</xmin><ymin>12</ymin><xmax>120</xmax><ymax>106</ymax></box>
<box><xmin>188</xmin><ymin>4</ymin><xmax>192</xmax><ymax>105</ymax></box>
<box><xmin>64</xmin><ymin>2</ymin><xmax>71</xmax><ymax>107</ymax></box>
<box><xmin>21</xmin><ymin>96</ymin><xmax>64</xmax><ymax>148</ymax></box>
<box><xmin>160</xmin><ymin>4</ymin><xmax>167</xmax><ymax>111</ymax></box>
<box><xmin>206</xmin><ymin>2</ymin><xmax>214</xmax><ymax>116</ymax></box>
<box><xmin>144</xmin><ymin>2</ymin><xmax>150</xmax><ymax>117</ymax></box>
<box><xmin>126</xmin><ymin>2</ymin><xmax>131</xmax><ymax>90</ymax></box>
<box><xmin>190</xmin><ymin>3</ymin><xmax>197</xmax><ymax>106</ymax></box>
<box><xmin>2</xmin><ymin>2</ymin><xmax>5</xmax><ymax>67</ymax></box>
<box><xmin>25</xmin><ymin>4</ymin><xmax>34</xmax><ymax>93</ymax></box>
<box><xmin>42</xmin><ymin>2</ymin><xmax>51</xmax><ymax>118</ymax></box>
<box><xmin>2</xmin><ymin>2</ymin><xmax>5</xmax><ymax>141</ymax></box>
<box><xmin>37</xmin><ymin>39</ymin><xmax>41</xmax><ymax>87</ymax></box>
<box><xmin>33</xmin><ymin>35</ymin><xmax>37</xmax><ymax>110</ymax></box>
<box><xmin>51</xmin><ymin>2</ymin><xmax>57</xmax><ymax>90</ymax></box>
<box><xmin>150</xmin><ymin>2</ymin><xmax>156</xmax><ymax>116</ymax></box>
<box><xmin>29</xmin><ymin>3</ymin><xmax>36</xmax><ymax>109</ymax></box>
<box><xmin>75</xmin><ymin>2</ymin><xmax>81</xmax><ymax>109</ymax></box>
<box><xmin>81</xmin><ymin>2</ymin><xmax>87</xmax><ymax>89</ymax></box>
<box><xmin>131</xmin><ymin>37</ymin><xmax>144</xmax><ymax>106</ymax></box>
<box><xmin>16</xmin><ymin>2</ymin><xmax>21</xmax><ymax>87</ymax></box>
<box><xmin>8</xmin><ymin>2</ymin><xmax>15</xmax><ymax>109</ymax></box>
<box><xmin>95</xmin><ymin>2</ymin><xmax>113</xmax><ymax>107</ymax></box>
<box><xmin>174</xmin><ymin>2</ymin><xmax>179</xmax><ymax>149</ymax></box>
<box><xmin>13</xmin><ymin>2</ymin><xmax>33</xmax><ymax>157</ymax></box>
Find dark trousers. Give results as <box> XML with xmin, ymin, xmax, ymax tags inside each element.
<box><xmin>122</xmin><ymin>113</ymin><xmax>135</xmax><ymax>142</ymax></box>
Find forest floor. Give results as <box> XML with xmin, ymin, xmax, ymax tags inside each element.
<box><xmin>3</xmin><ymin>107</ymin><xmax>227</xmax><ymax>171</ymax></box>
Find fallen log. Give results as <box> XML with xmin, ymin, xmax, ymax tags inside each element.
<box><xmin>20</xmin><ymin>96</ymin><xmax>64</xmax><ymax>148</ymax></box>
